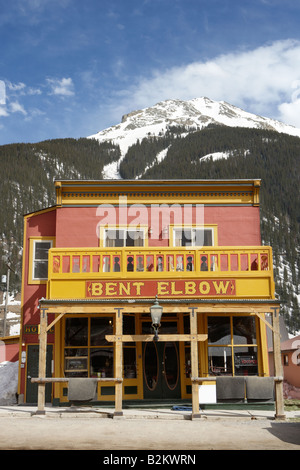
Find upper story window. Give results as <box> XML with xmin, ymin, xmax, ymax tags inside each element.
<box><xmin>29</xmin><ymin>237</ymin><xmax>54</xmax><ymax>283</ymax></box>
<box><xmin>33</xmin><ymin>240</ymin><xmax>53</xmax><ymax>279</ymax></box>
<box><xmin>103</xmin><ymin>229</ymin><xmax>145</xmax><ymax>247</ymax></box>
<box><xmin>173</xmin><ymin>228</ymin><xmax>214</xmax><ymax>247</ymax></box>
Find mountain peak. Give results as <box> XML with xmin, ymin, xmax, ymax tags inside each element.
<box><xmin>90</xmin><ymin>97</ymin><xmax>300</xmax><ymax>144</ymax></box>
<box><xmin>88</xmin><ymin>97</ymin><xmax>300</xmax><ymax>178</ymax></box>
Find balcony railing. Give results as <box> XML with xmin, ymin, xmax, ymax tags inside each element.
<box><xmin>48</xmin><ymin>246</ymin><xmax>273</xmax><ymax>279</ymax></box>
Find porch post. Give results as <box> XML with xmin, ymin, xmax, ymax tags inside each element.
<box><xmin>189</xmin><ymin>307</ymin><xmax>201</xmax><ymax>419</ymax></box>
<box><xmin>36</xmin><ymin>306</ymin><xmax>48</xmax><ymax>415</ymax></box>
<box><xmin>114</xmin><ymin>308</ymin><xmax>123</xmax><ymax>416</ymax></box>
<box><xmin>271</xmin><ymin>307</ymin><xmax>286</xmax><ymax>419</ymax></box>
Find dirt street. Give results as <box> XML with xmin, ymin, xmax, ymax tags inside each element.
<box><xmin>0</xmin><ymin>415</ymin><xmax>299</xmax><ymax>451</ymax></box>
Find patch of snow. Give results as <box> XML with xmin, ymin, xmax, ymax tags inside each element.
<box><xmin>101</xmin><ymin>161</ymin><xmax>122</xmax><ymax>180</ymax></box>
<box><xmin>0</xmin><ymin>294</ymin><xmax>21</xmax><ymax>306</ymax></box>
<box><xmin>156</xmin><ymin>146</ymin><xmax>170</xmax><ymax>164</ymax></box>
<box><xmin>200</xmin><ymin>151</ymin><xmax>232</xmax><ymax>162</ymax></box>
<box><xmin>200</xmin><ymin>149</ymin><xmax>250</xmax><ymax>163</ymax></box>
<box><xmin>135</xmin><ymin>146</ymin><xmax>170</xmax><ymax>179</ymax></box>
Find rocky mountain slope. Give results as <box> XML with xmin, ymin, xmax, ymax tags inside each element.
<box><xmin>89</xmin><ymin>97</ymin><xmax>300</xmax><ymax>179</ymax></box>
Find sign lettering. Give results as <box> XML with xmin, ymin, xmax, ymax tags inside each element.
<box><xmin>86</xmin><ymin>279</ymin><xmax>236</xmax><ymax>298</ymax></box>
<box><xmin>24</xmin><ymin>325</ymin><xmax>54</xmax><ymax>334</ymax></box>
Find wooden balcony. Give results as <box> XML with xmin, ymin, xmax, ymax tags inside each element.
<box><xmin>47</xmin><ymin>246</ymin><xmax>275</xmax><ymax>300</ymax></box>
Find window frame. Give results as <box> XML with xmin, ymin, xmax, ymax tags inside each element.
<box><xmin>206</xmin><ymin>314</ymin><xmax>260</xmax><ymax>377</ymax></box>
<box><xmin>100</xmin><ymin>226</ymin><xmax>149</xmax><ymax>248</ymax></box>
<box><xmin>28</xmin><ymin>237</ymin><xmax>55</xmax><ymax>284</ymax></box>
<box><xmin>170</xmin><ymin>225</ymin><xmax>217</xmax><ymax>247</ymax></box>
<box><xmin>63</xmin><ymin>314</ymin><xmax>138</xmax><ymax>380</ymax></box>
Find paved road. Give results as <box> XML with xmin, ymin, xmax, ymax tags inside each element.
<box><xmin>0</xmin><ymin>412</ymin><xmax>299</xmax><ymax>451</ymax></box>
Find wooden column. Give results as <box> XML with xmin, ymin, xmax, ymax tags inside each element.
<box><xmin>189</xmin><ymin>307</ymin><xmax>201</xmax><ymax>419</ymax></box>
<box><xmin>114</xmin><ymin>308</ymin><xmax>123</xmax><ymax>416</ymax></box>
<box><xmin>36</xmin><ymin>307</ymin><xmax>48</xmax><ymax>415</ymax></box>
<box><xmin>271</xmin><ymin>307</ymin><xmax>286</xmax><ymax>419</ymax></box>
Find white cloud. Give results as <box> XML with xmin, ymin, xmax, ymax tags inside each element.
<box><xmin>278</xmin><ymin>99</ymin><xmax>300</xmax><ymax>128</ymax></box>
<box><xmin>108</xmin><ymin>39</ymin><xmax>300</xmax><ymax>128</ymax></box>
<box><xmin>47</xmin><ymin>77</ymin><xmax>75</xmax><ymax>97</ymax></box>
<box><xmin>9</xmin><ymin>101</ymin><xmax>27</xmax><ymax>115</ymax></box>
<box><xmin>0</xmin><ymin>107</ymin><xmax>9</xmax><ymax>117</ymax></box>
<box><xmin>7</xmin><ymin>82</ymin><xmax>26</xmax><ymax>93</ymax></box>
<box><xmin>277</xmin><ymin>79</ymin><xmax>300</xmax><ymax>127</ymax></box>
<box><xmin>27</xmin><ymin>87</ymin><xmax>42</xmax><ymax>95</ymax></box>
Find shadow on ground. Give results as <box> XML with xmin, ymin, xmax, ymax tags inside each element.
<box><xmin>267</xmin><ymin>422</ymin><xmax>300</xmax><ymax>447</ymax></box>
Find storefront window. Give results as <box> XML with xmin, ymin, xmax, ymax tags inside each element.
<box><xmin>208</xmin><ymin>316</ymin><xmax>231</xmax><ymax>344</ymax></box>
<box><xmin>124</xmin><ymin>348</ymin><xmax>137</xmax><ymax>378</ymax></box>
<box><xmin>123</xmin><ymin>315</ymin><xmax>135</xmax><ymax>339</ymax></box>
<box><xmin>90</xmin><ymin>348</ymin><xmax>113</xmax><ymax>378</ymax></box>
<box><xmin>208</xmin><ymin>346</ymin><xmax>233</xmax><ymax>375</ymax></box>
<box><xmin>64</xmin><ymin>348</ymin><xmax>88</xmax><ymax>378</ymax></box>
<box><xmin>207</xmin><ymin>316</ymin><xmax>258</xmax><ymax>376</ymax></box>
<box><xmin>90</xmin><ymin>318</ymin><xmax>113</xmax><ymax>346</ymax></box>
<box><xmin>65</xmin><ymin>318</ymin><xmax>88</xmax><ymax>346</ymax></box>
<box><xmin>234</xmin><ymin>347</ymin><xmax>258</xmax><ymax>376</ymax></box>
<box><xmin>64</xmin><ymin>315</ymin><xmax>138</xmax><ymax>380</ymax></box>
<box><xmin>64</xmin><ymin>317</ymin><xmax>113</xmax><ymax>378</ymax></box>
<box><xmin>233</xmin><ymin>317</ymin><xmax>256</xmax><ymax>344</ymax></box>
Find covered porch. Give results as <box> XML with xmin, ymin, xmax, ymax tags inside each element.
<box><xmin>31</xmin><ymin>297</ymin><xmax>285</xmax><ymax>420</ymax></box>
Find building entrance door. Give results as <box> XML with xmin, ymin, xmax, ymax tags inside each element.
<box><xmin>26</xmin><ymin>345</ymin><xmax>53</xmax><ymax>404</ymax></box>
<box><xmin>142</xmin><ymin>320</ymin><xmax>181</xmax><ymax>399</ymax></box>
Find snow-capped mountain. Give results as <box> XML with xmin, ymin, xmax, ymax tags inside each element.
<box><xmin>88</xmin><ymin>97</ymin><xmax>300</xmax><ymax>179</ymax></box>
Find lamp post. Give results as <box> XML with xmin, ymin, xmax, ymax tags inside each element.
<box><xmin>150</xmin><ymin>296</ymin><xmax>163</xmax><ymax>341</ymax></box>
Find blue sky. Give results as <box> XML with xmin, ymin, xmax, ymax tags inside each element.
<box><xmin>1</xmin><ymin>0</ymin><xmax>300</xmax><ymax>145</ymax></box>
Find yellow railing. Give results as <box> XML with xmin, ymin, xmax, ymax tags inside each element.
<box><xmin>48</xmin><ymin>246</ymin><xmax>273</xmax><ymax>279</ymax></box>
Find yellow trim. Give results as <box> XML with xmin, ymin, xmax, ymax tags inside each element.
<box><xmin>257</xmin><ymin>313</ymin><xmax>271</xmax><ymax>376</ymax></box>
<box><xmin>54</xmin><ymin>179</ymin><xmax>261</xmax><ymax>206</ymax></box>
<box><xmin>28</xmin><ymin>237</ymin><xmax>56</xmax><ymax>285</ymax></box>
<box><xmin>24</xmin><ymin>206</ymin><xmax>57</xmax><ymax>219</ymax></box>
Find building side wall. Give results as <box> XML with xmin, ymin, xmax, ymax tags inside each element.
<box><xmin>284</xmin><ymin>352</ymin><xmax>300</xmax><ymax>388</ymax></box>
<box><xmin>19</xmin><ymin>209</ymin><xmax>57</xmax><ymax>397</ymax></box>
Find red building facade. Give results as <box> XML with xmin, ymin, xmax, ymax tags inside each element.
<box><xmin>18</xmin><ymin>179</ymin><xmax>281</xmax><ymax>412</ymax></box>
